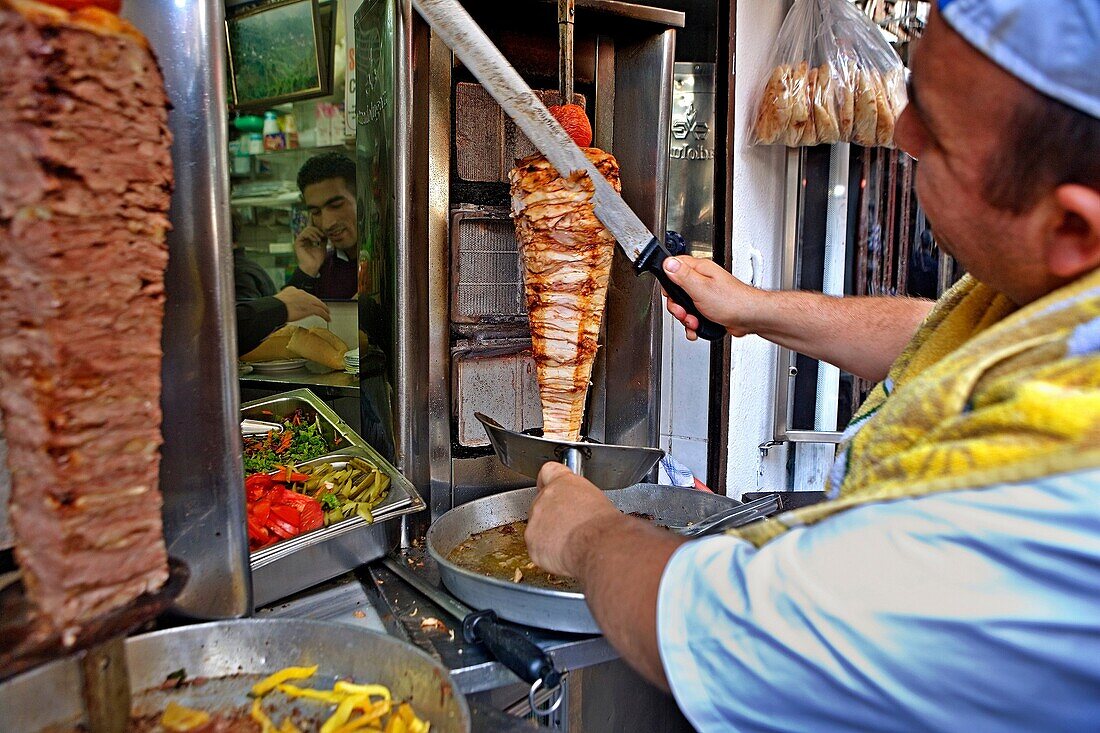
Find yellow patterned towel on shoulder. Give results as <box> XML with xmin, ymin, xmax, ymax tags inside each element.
<box><xmin>734</xmin><ymin>269</ymin><xmax>1100</xmax><ymax>547</ymax></box>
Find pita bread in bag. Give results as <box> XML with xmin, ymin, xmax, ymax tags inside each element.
<box><xmin>782</xmin><ymin>61</ymin><xmax>813</xmax><ymax>146</ymax></box>
<box><xmin>752</xmin><ymin>65</ymin><xmax>790</xmax><ymax>144</ymax></box>
<box><xmin>836</xmin><ymin>60</ymin><xmax>856</xmax><ymax>140</ymax></box>
<box><xmin>812</xmin><ymin>63</ymin><xmax>841</xmax><ymax>144</ymax></box>
<box><xmin>872</xmin><ymin>70</ymin><xmax>896</xmax><ymax>146</ymax></box>
<box><xmin>885</xmin><ymin>67</ymin><xmax>907</xmax><ymax>118</ymax></box>
<box><xmin>800</xmin><ymin>65</ymin><xmax>820</xmax><ymax>145</ymax></box>
<box><xmin>852</xmin><ymin>67</ymin><xmax>879</xmax><ymax>146</ymax></box>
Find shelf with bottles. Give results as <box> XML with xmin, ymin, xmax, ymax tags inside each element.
<box><xmin>252</xmin><ymin>142</ymin><xmax>352</xmax><ymax>160</ymax></box>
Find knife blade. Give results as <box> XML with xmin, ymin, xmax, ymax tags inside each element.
<box><xmin>412</xmin><ymin>0</ymin><xmax>726</xmax><ymax>341</ymax></box>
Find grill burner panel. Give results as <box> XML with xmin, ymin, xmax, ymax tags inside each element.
<box><xmin>451</xmin><ymin>206</ymin><xmax>526</xmax><ymax>324</ymax></box>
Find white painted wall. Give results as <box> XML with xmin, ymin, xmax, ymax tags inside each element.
<box><xmin>722</xmin><ymin>0</ymin><xmax>792</xmax><ymax>497</ymax></box>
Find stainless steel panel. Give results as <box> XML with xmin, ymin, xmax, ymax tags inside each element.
<box><xmin>454</xmin><ymin>350</ymin><xmax>541</xmax><ymax>447</ymax></box>
<box><xmin>574</xmin><ymin>0</ymin><xmax>684</xmax><ymax>27</ymax></box>
<box><xmin>122</xmin><ymin>0</ymin><xmax>251</xmax><ymax>619</ymax></box>
<box><xmin>452</xmin><ymin>455</ymin><xmax>533</xmax><ymax>508</ymax></box>
<box><xmin>587</xmin><ymin>27</ymin><xmax>675</xmax><ymax>454</ymax></box>
<box><xmin>427</xmin><ymin>27</ymin><xmax>455</xmax><ymax>523</ymax></box>
<box><xmin>251</xmin><ymin>520</ymin><xmax>399</xmax><ymax>608</ymax></box>
<box><xmin>668</xmin><ymin>62</ymin><xmax>717</xmax><ymax>258</ymax></box>
<box><xmin>356</xmin><ymin>0</ymin><xmax>436</xmax><ymax>541</ymax></box>
<box><xmin>774</xmin><ymin>149</ymin><xmax>803</xmax><ymax>443</ymax></box>
<box><xmin>0</xmin><ymin>620</ymin><xmax>471</xmax><ymax>732</ymax></box>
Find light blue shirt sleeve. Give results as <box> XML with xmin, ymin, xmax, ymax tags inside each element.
<box><xmin>657</xmin><ymin>468</ymin><xmax>1100</xmax><ymax>733</ymax></box>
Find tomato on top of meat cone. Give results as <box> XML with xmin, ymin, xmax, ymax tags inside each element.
<box><xmin>549</xmin><ymin>103</ymin><xmax>593</xmax><ymax>148</ymax></box>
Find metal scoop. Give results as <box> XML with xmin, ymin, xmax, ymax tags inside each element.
<box><xmin>475</xmin><ymin>413</ymin><xmax>664</xmax><ymax>489</ymax></box>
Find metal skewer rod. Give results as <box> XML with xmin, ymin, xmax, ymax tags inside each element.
<box><xmin>558</xmin><ymin>0</ymin><xmax>575</xmax><ymax>104</ymax></box>
<box><xmin>80</xmin><ymin>637</ymin><xmax>131</xmax><ymax>733</ymax></box>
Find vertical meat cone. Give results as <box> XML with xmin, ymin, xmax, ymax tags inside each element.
<box><xmin>509</xmin><ymin>149</ymin><xmax>621</xmax><ymax>442</ymax></box>
<box><xmin>0</xmin><ymin>0</ymin><xmax>171</xmax><ymax>635</ymax></box>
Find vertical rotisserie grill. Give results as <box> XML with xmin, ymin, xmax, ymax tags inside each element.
<box><xmin>421</xmin><ymin>1</ymin><xmax>679</xmax><ymax>513</ymax></box>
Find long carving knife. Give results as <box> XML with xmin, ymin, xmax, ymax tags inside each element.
<box><xmin>412</xmin><ymin>0</ymin><xmax>727</xmax><ymax>340</ymax></box>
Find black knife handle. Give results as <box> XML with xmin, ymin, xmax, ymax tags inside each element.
<box><xmin>464</xmin><ymin>609</ymin><xmax>563</xmax><ymax>690</ymax></box>
<box><xmin>634</xmin><ymin>234</ymin><xmax>727</xmax><ymax>342</ymax></box>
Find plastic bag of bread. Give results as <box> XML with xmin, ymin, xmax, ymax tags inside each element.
<box><xmin>749</xmin><ymin>0</ymin><xmax>906</xmax><ymax>148</ymax></box>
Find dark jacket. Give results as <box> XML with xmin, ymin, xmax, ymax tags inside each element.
<box><xmin>287</xmin><ymin>249</ymin><xmax>358</xmax><ymax>300</ymax></box>
<box><xmin>234</xmin><ymin>248</ymin><xmax>287</xmax><ymax>355</ymax></box>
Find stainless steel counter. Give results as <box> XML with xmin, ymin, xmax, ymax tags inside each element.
<box><xmin>258</xmin><ymin>547</ymin><xmax>617</xmax><ymax>696</ymax></box>
<box><xmin>239</xmin><ymin>369</ymin><xmax>360</xmax><ymax>398</ymax></box>
<box><xmin>257</xmin><ymin>547</ymin><xmax>623</xmax><ymax>730</ymax></box>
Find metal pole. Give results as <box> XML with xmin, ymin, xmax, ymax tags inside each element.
<box><xmin>558</xmin><ymin>0</ymin><xmax>575</xmax><ymax>104</ymax></box>
<box><xmin>561</xmin><ymin>446</ymin><xmax>585</xmax><ymax>477</ymax></box>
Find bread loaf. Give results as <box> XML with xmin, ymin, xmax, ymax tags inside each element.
<box><xmin>241</xmin><ymin>324</ymin><xmax>297</xmax><ymax>363</ymax></box>
<box><xmin>287</xmin><ymin>327</ymin><xmax>347</xmax><ymax>370</ymax></box>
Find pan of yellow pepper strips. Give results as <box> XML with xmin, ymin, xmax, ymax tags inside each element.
<box><xmin>5</xmin><ymin>619</ymin><xmax>466</xmax><ymax>732</ymax></box>
<box><xmin>246</xmin><ymin>666</ymin><xmax>431</xmax><ymax>733</ymax></box>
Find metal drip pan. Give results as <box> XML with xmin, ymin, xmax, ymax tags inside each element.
<box><xmin>475</xmin><ymin>413</ymin><xmax>663</xmax><ymax>489</ymax></box>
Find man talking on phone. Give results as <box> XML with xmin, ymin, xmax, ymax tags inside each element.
<box><xmin>288</xmin><ymin>153</ymin><xmax>359</xmax><ymax>300</ymax></box>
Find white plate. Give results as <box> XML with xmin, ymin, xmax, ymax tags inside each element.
<box><xmin>249</xmin><ymin>358</ymin><xmax>307</xmax><ymax>373</ymax></box>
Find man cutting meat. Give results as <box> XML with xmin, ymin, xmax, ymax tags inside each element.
<box><xmin>525</xmin><ymin>2</ymin><xmax>1100</xmax><ymax>730</ymax></box>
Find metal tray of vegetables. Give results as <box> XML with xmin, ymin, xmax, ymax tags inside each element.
<box><xmin>240</xmin><ymin>390</ymin><xmax>426</xmax><ymax>608</ymax></box>
<box><xmin>241</xmin><ymin>389</ymin><xmax>365</xmax><ymax>473</ymax></box>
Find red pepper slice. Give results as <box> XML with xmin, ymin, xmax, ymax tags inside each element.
<box><xmin>270</xmin><ymin>504</ymin><xmax>301</xmax><ymax>527</ymax></box>
<box><xmin>246</xmin><ymin>473</ymin><xmax>275</xmax><ymax>492</ymax></box>
<box><xmin>268</xmin><ymin>516</ymin><xmax>299</xmax><ymax>540</ymax></box>
<box><xmin>279</xmin><ymin>492</ymin><xmax>324</xmax><ymax>531</ymax></box>
<box><xmin>274</xmin><ymin>465</ymin><xmax>310</xmax><ymax>483</ymax></box>
<box><xmin>250</xmin><ymin>501</ymin><xmax>271</xmax><ymax>524</ymax></box>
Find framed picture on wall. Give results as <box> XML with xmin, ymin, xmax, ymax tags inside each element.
<box><xmin>226</xmin><ymin>0</ymin><xmax>335</xmax><ymax>110</ymax></box>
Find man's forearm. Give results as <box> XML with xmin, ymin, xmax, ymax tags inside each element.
<box><xmin>569</xmin><ymin>516</ymin><xmax>686</xmax><ymax>691</ymax></box>
<box><xmin>751</xmin><ymin>291</ymin><xmax>933</xmax><ymax>382</ymax></box>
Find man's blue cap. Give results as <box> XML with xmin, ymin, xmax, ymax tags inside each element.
<box><xmin>938</xmin><ymin>0</ymin><xmax>1099</xmax><ymax>118</ymax></box>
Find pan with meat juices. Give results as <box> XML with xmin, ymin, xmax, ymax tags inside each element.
<box><xmin>429</xmin><ymin>483</ymin><xmax>744</xmax><ymax>634</ymax></box>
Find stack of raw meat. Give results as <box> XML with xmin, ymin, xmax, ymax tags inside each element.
<box><xmin>0</xmin><ymin>0</ymin><xmax>171</xmax><ymax>637</ymax></box>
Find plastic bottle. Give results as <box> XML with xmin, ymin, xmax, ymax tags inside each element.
<box><xmin>284</xmin><ymin>112</ymin><xmax>299</xmax><ymax>149</ymax></box>
<box><xmin>262</xmin><ymin>111</ymin><xmax>285</xmax><ymax>151</ymax></box>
